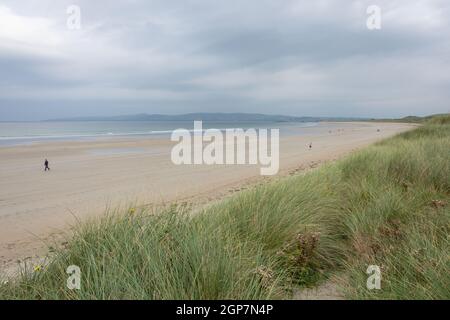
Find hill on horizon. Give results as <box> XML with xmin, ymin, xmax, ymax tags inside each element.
<box><xmin>44</xmin><ymin>112</ymin><xmax>363</xmax><ymax>122</ymax></box>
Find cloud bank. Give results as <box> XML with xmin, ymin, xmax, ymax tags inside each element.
<box><xmin>0</xmin><ymin>0</ymin><xmax>449</xmax><ymax>120</ymax></box>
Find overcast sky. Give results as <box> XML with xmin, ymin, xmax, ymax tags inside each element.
<box><xmin>0</xmin><ymin>0</ymin><xmax>449</xmax><ymax>120</ymax></box>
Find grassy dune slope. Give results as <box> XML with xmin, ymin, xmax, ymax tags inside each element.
<box><xmin>1</xmin><ymin>116</ymin><xmax>449</xmax><ymax>300</ymax></box>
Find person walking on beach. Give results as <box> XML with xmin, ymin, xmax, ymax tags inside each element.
<box><xmin>44</xmin><ymin>159</ymin><xmax>50</xmax><ymax>171</ymax></box>
<box><xmin>309</xmin><ymin>142</ymin><xmax>312</xmax><ymax>150</ymax></box>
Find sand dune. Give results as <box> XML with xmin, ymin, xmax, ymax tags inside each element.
<box><xmin>0</xmin><ymin>122</ymin><xmax>416</xmax><ymax>271</ymax></box>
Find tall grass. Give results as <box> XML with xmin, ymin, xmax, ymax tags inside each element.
<box><xmin>1</xmin><ymin>116</ymin><xmax>449</xmax><ymax>299</ymax></box>
<box><xmin>336</xmin><ymin>119</ymin><xmax>449</xmax><ymax>299</ymax></box>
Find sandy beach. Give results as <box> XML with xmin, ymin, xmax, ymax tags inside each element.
<box><xmin>0</xmin><ymin>122</ymin><xmax>415</xmax><ymax>272</ymax></box>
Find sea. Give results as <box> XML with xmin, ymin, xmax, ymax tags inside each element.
<box><xmin>0</xmin><ymin>121</ymin><xmax>319</xmax><ymax>146</ymax></box>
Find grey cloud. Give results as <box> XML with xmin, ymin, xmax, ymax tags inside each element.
<box><xmin>0</xmin><ymin>0</ymin><xmax>449</xmax><ymax>120</ymax></box>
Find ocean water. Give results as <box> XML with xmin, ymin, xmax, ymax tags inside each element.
<box><xmin>0</xmin><ymin>121</ymin><xmax>319</xmax><ymax>146</ymax></box>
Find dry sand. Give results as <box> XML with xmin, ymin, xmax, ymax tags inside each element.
<box><xmin>0</xmin><ymin>122</ymin><xmax>416</xmax><ymax>272</ymax></box>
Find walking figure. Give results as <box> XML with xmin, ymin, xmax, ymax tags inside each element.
<box><xmin>44</xmin><ymin>159</ymin><xmax>50</xmax><ymax>171</ymax></box>
<box><xmin>309</xmin><ymin>142</ymin><xmax>312</xmax><ymax>150</ymax></box>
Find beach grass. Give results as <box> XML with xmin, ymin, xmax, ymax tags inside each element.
<box><xmin>0</xmin><ymin>115</ymin><xmax>449</xmax><ymax>299</ymax></box>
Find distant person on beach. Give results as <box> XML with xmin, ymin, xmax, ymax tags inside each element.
<box><xmin>44</xmin><ymin>159</ymin><xmax>50</xmax><ymax>171</ymax></box>
<box><xmin>309</xmin><ymin>142</ymin><xmax>312</xmax><ymax>150</ymax></box>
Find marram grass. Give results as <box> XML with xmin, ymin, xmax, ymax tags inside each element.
<box><xmin>1</xmin><ymin>115</ymin><xmax>449</xmax><ymax>299</ymax></box>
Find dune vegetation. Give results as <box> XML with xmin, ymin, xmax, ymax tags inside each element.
<box><xmin>1</xmin><ymin>115</ymin><xmax>449</xmax><ymax>300</ymax></box>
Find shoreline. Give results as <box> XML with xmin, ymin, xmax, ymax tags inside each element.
<box><xmin>0</xmin><ymin>120</ymin><xmax>318</xmax><ymax>147</ymax></box>
<box><xmin>0</xmin><ymin>122</ymin><xmax>417</xmax><ymax>273</ymax></box>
